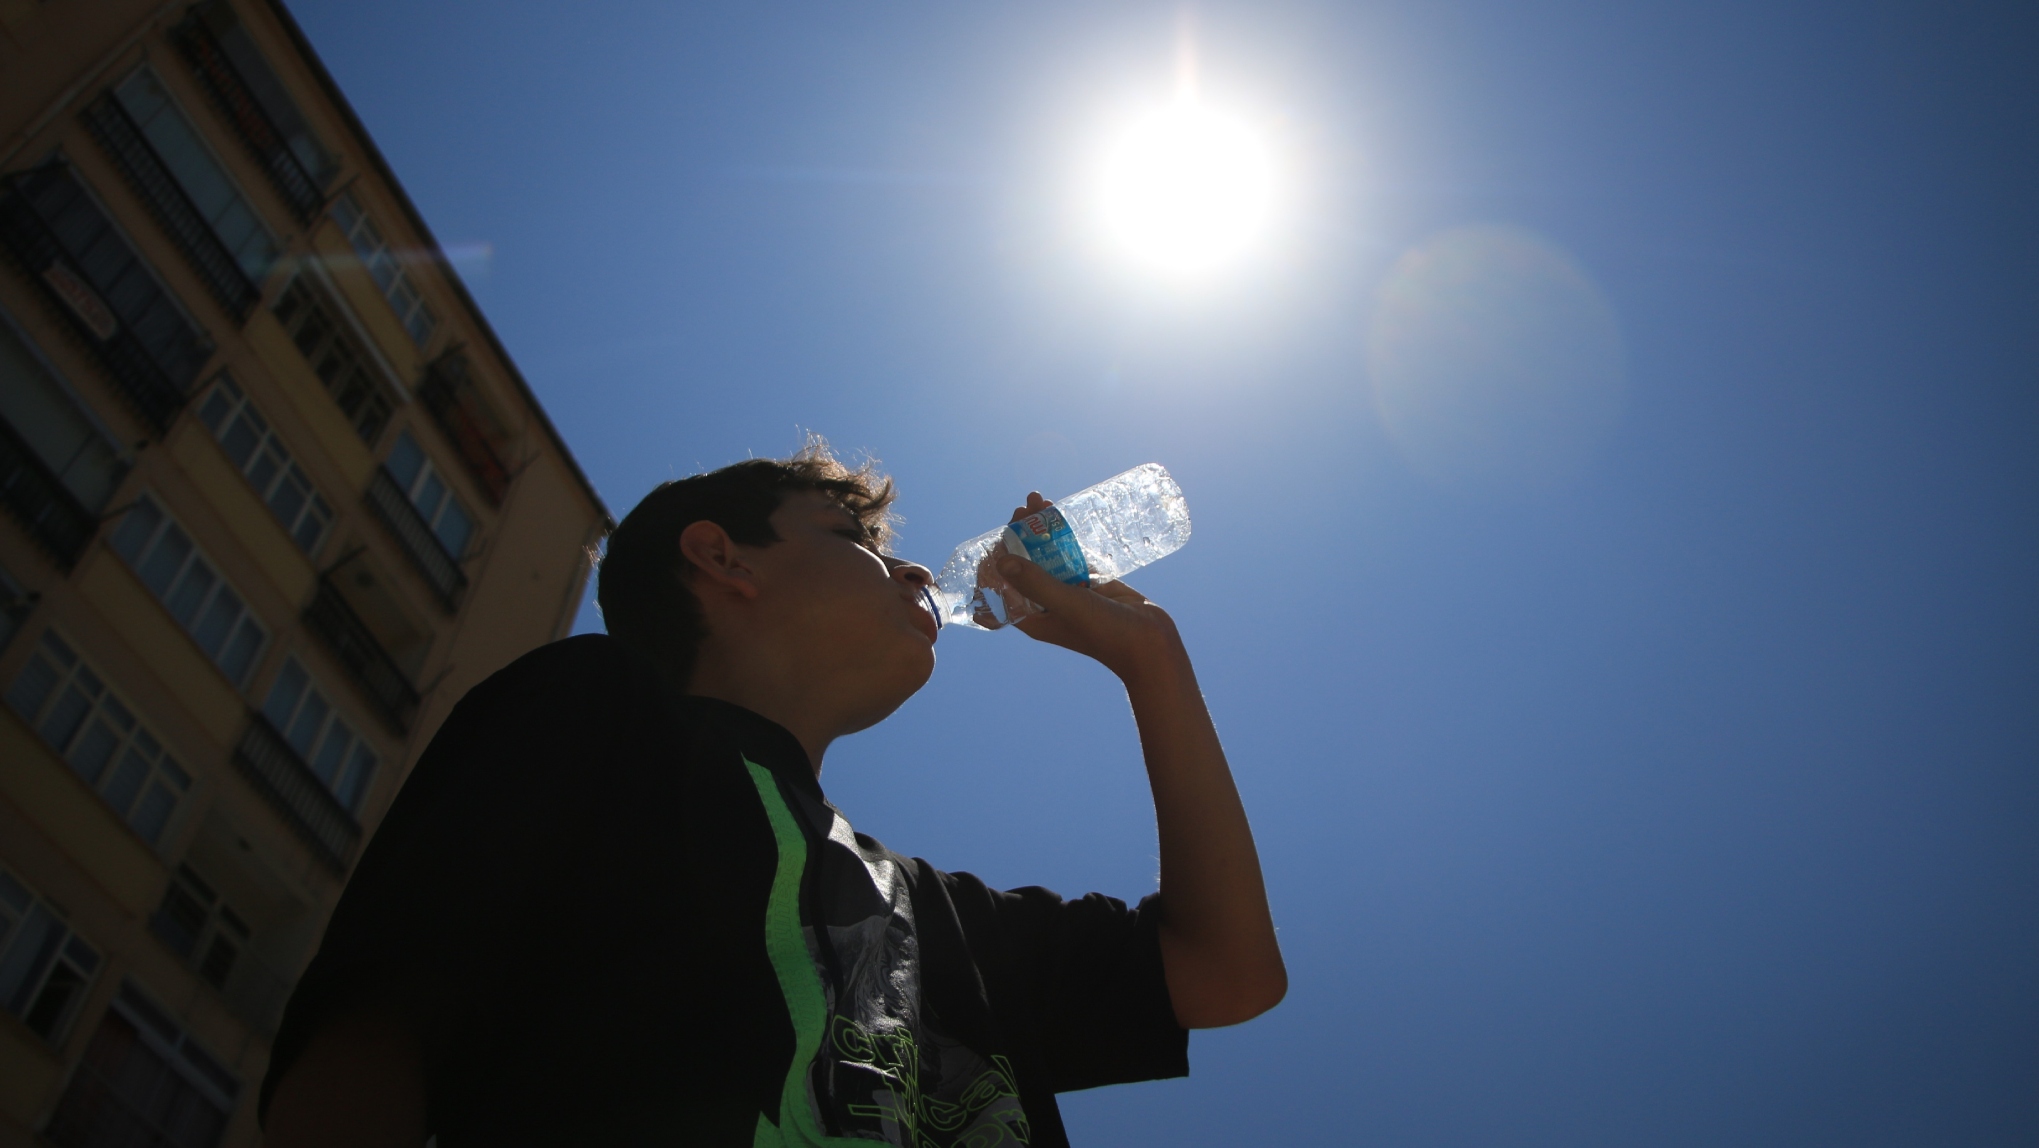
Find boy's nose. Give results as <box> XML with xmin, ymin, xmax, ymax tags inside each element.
<box><xmin>888</xmin><ymin>559</ymin><xmax>935</xmax><ymax>590</ymax></box>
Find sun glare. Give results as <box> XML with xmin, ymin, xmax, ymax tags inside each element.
<box><xmin>1097</xmin><ymin>97</ymin><xmax>1275</xmax><ymax>280</ymax></box>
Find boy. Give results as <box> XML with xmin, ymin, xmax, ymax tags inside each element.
<box><xmin>261</xmin><ymin>443</ymin><xmax>1284</xmax><ymax>1147</ymax></box>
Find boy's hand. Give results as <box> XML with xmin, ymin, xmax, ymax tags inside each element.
<box><xmin>995</xmin><ymin>493</ymin><xmax>1187</xmax><ymax>684</ymax></box>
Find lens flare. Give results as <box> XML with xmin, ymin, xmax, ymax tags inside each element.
<box><xmin>1369</xmin><ymin>225</ymin><xmax>1626</xmax><ymax>492</ymax></box>
<box><xmin>1097</xmin><ymin>100</ymin><xmax>1274</xmax><ymax>278</ymax></box>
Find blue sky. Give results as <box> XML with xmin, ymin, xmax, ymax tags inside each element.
<box><xmin>294</xmin><ymin>2</ymin><xmax>2037</xmax><ymax>1142</ymax></box>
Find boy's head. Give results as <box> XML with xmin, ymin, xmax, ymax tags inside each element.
<box><xmin>598</xmin><ymin>441</ymin><xmax>938</xmax><ymax>726</ymax></box>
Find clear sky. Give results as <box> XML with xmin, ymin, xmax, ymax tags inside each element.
<box><xmin>293</xmin><ymin>2</ymin><xmax>2037</xmax><ymax>1142</ymax></box>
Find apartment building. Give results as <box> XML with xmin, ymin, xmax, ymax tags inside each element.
<box><xmin>0</xmin><ymin>1</ymin><xmax>611</xmax><ymax>1143</ymax></box>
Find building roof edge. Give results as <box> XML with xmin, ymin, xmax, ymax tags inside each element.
<box><xmin>260</xmin><ymin>0</ymin><xmax>614</xmax><ymax>530</ymax></box>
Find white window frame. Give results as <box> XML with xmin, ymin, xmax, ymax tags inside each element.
<box><xmin>194</xmin><ymin>374</ymin><xmax>333</xmax><ymax>556</ymax></box>
<box><xmin>0</xmin><ymin>866</ymin><xmax>102</xmax><ymax>1046</ymax></box>
<box><xmin>5</xmin><ymin>628</ymin><xmax>192</xmax><ymax>846</ymax></box>
<box><xmin>385</xmin><ymin>430</ymin><xmax>474</xmax><ymax>560</ymax></box>
<box><xmin>330</xmin><ymin>191</ymin><xmax>437</xmax><ymax>348</ymax></box>
<box><xmin>107</xmin><ymin>493</ymin><xmax>269</xmax><ymax>687</ymax></box>
<box><xmin>261</xmin><ymin>655</ymin><xmax>379</xmax><ymax>814</ymax></box>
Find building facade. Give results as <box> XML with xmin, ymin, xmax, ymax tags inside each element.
<box><xmin>0</xmin><ymin>1</ymin><xmax>611</xmax><ymax>1143</ymax></box>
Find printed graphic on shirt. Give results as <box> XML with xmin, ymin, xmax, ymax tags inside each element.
<box><xmin>745</xmin><ymin>758</ymin><xmax>1030</xmax><ymax>1148</ymax></box>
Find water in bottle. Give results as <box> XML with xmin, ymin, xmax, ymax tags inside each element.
<box><xmin>933</xmin><ymin>463</ymin><xmax>1192</xmax><ymax>630</ymax></box>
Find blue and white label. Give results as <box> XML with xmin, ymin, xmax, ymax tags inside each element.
<box><xmin>1003</xmin><ymin>506</ymin><xmax>1090</xmax><ymax>585</ymax></box>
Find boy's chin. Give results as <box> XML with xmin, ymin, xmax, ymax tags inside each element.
<box><xmin>844</xmin><ymin>656</ymin><xmax>934</xmax><ymax>732</ymax></box>
<box><xmin>887</xmin><ymin>651</ymin><xmax>937</xmax><ymax>707</ymax></box>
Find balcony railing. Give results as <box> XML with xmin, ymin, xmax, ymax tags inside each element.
<box><xmin>418</xmin><ymin>357</ymin><xmax>511</xmax><ymax>506</ymax></box>
<box><xmin>233</xmin><ymin>713</ymin><xmax>361</xmax><ymax>873</ymax></box>
<box><xmin>0</xmin><ymin>415</ymin><xmax>97</xmax><ymax>570</ymax></box>
<box><xmin>0</xmin><ymin>165</ymin><xmax>211</xmax><ymax>436</ymax></box>
<box><xmin>172</xmin><ymin>14</ymin><xmax>322</xmax><ymax>223</ymax></box>
<box><xmin>365</xmin><ymin>466</ymin><xmax>466</xmax><ymax>611</ymax></box>
<box><xmin>304</xmin><ymin>576</ymin><xmax>420</xmax><ymax>734</ymax></box>
<box><xmin>83</xmin><ymin>92</ymin><xmax>258</xmax><ymax>321</ymax></box>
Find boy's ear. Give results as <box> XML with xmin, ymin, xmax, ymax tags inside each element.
<box><xmin>677</xmin><ymin>520</ymin><xmax>762</xmax><ymax>600</ymax></box>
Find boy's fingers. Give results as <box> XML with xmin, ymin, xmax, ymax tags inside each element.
<box><xmin>994</xmin><ymin>553</ymin><xmax>1088</xmax><ymax>610</ymax></box>
<box><xmin>1091</xmin><ymin>579</ymin><xmax>1148</xmax><ymax>606</ymax></box>
<box><xmin>1008</xmin><ymin>493</ymin><xmax>1052</xmax><ymax>523</ymax></box>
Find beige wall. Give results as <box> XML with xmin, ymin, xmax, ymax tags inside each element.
<box><xmin>0</xmin><ymin>0</ymin><xmax>607</xmax><ymax>1142</ymax></box>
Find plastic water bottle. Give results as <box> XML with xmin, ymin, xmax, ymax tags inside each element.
<box><xmin>933</xmin><ymin>463</ymin><xmax>1192</xmax><ymax>630</ymax></box>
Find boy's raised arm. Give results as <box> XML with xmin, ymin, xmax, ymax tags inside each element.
<box><xmin>994</xmin><ymin>522</ymin><xmax>1287</xmax><ymax>1029</ymax></box>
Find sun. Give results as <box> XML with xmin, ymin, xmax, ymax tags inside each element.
<box><xmin>1096</xmin><ymin>98</ymin><xmax>1275</xmax><ymax>279</ymax></box>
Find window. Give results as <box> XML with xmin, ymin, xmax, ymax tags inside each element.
<box><xmin>110</xmin><ymin>67</ymin><xmax>278</xmax><ymax>286</ymax></box>
<box><xmin>0</xmin><ymin>162</ymin><xmax>213</xmax><ymax>434</ymax></box>
<box><xmin>0</xmin><ymin>868</ymin><xmax>101</xmax><ymax>1044</ymax></box>
<box><xmin>385</xmin><ymin>432</ymin><xmax>473</xmax><ymax>559</ymax></box>
<box><xmin>271</xmin><ymin>278</ymin><xmax>392</xmax><ymax>445</ymax></box>
<box><xmin>331</xmin><ymin>193</ymin><xmax>436</xmax><ymax>347</ymax></box>
<box><xmin>108</xmin><ymin>495</ymin><xmax>267</xmax><ymax>686</ymax></box>
<box><xmin>0</xmin><ymin>311</ymin><xmax>127</xmax><ymax>512</ymax></box>
<box><xmin>416</xmin><ymin>352</ymin><xmax>512</xmax><ymax>505</ymax></box>
<box><xmin>151</xmin><ymin>866</ymin><xmax>248</xmax><ymax>991</ymax></box>
<box><xmin>7</xmin><ymin>630</ymin><xmax>193</xmax><ymax>845</ymax></box>
<box><xmin>43</xmin><ymin>981</ymin><xmax>236</xmax><ymax>1148</ymax></box>
<box><xmin>190</xmin><ymin>0</ymin><xmax>337</xmax><ymax>187</ymax></box>
<box><xmin>262</xmin><ymin>657</ymin><xmax>378</xmax><ymax>813</ymax></box>
<box><xmin>195</xmin><ymin>376</ymin><xmax>332</xmax><ymax>554</ymax></box>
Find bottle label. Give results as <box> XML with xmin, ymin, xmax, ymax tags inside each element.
<box><xmin>1003</xmin><ymin>507</ymin><xmax>1090</xmax><ymax>585</ymax></box>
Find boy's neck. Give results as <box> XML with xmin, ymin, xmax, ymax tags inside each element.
<box><xmin>685</xmin><ymin>651</ymin><xmax>831</xmax><ymax>775</ymax></box>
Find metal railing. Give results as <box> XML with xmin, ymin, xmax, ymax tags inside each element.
<box><xmin>365</xmin><ymin>466</ymin><xmax>466</xmax><ymax>611</ymax></box>
<box><xmin>172</xmin><ymin>15</ymin><xmax>322</xmax><ymax>223</ymax></box>
<box><xmin>0</xmin><ymin>415</ymin><xmax>97</xmax><ymax>570</ymax></box>
<box><xmin>418</xmin><ymin>360</ymin><xmax>511</xmax><ymax>506</ymax></box>
<box><xmin>83</xmin><ymin>92</ymin><xmax>258</xmax><ymax>321</ymax></box>
<box><xmin>303</xmin><ymin>576</ymin><xmax>421</xmax><ymax>734</ymax></box>
<box><xmin>0</xmin><ymin>165</ymin><xmax>209</xmax><ymax>436</ymax></box>
<box><xmin>232</xmin><ymin>713</ymin><xmax>361</xmax><ymax>874</ymax></box>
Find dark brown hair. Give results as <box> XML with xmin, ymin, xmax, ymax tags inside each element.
<box><xmin>596</xmin><ymin>439</ymin><xmax>896</xmax><ymax>686</ymax></box>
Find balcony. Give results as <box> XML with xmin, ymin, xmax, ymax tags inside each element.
<box><xmin>83</xmin><ymin>92</ymin><xmax>258</xmax><ymax>321</ymax></box>
<box><xmin>0</xmin><ymin>416</ymin><xmax>97</xmax><ymax>570</ymax></box>
<box><xmin>304</xmin><ymin>576</ymin><xmax>420</xmax><ymax>734</ymax></box>
<box><xmin>418</xmin><ymin>355</ymin><xmax>511</xmax><ymax>506</ymax></box>
<box><xmin>232</xmin><ymin>714</ymin><xmax>361</xmax><ymax>873</ymax></box>
<box><xmin>272</xmin><ymin>279</ymin><xmax>394</xmax><ymax>447</ymax></box>
<box><xmin>172</xmin><ymin>14</ymin><xmax>322</xmax><ymax>223</ymax></box>
<box><xmin>0</xmin><ymin>164</ymin><xmax>212</xmax><ymax>435</ymax></box>
<box><xmin>365</xmin><ymin>466</ymin><xmax>466</xmax><ymax>611</ymax></box>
